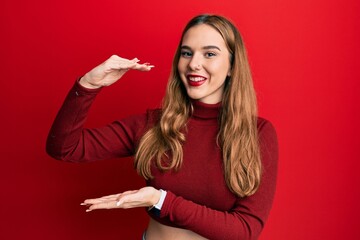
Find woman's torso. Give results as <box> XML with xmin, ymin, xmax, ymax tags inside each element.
<box><xmin>145</xmin><ymin>218</ymin><xmax>208</xmax><ymax>240</ymax></box>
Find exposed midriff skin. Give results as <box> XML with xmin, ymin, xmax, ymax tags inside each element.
<box><xmin>145</xmin><ymin>218</ymin><xmax>208</xmax><ymax>240</ymax></box>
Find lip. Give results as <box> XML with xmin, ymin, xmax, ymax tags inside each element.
<box><xmin>186</xmin><ymin>74</ymin><xmax>207</xmax><ymax>87</ymax></box>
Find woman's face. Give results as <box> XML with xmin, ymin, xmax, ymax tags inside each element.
<box><xmin>178</xmin><ymin>24</ymin><xmax>231</xmax><ymax>104</ymax></box>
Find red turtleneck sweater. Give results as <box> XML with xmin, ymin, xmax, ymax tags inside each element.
<box><xmin>46</xmin><ymin>81</ymin><xmax>278</xmax><ymax>240</ymax></box>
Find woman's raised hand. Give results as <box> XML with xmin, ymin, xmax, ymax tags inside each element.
<box><xmin>79</xmin><ymin>55</ymin><xmax>154</xmax><ymax>89</ymax></box>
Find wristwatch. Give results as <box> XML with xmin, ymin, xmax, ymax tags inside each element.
<box><xmin>148</xmin><ymin>189</ymin><xmax>167</xmax><ymax>217</ymax></box>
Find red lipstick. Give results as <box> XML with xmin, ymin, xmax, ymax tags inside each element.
<box><xmin>187</xmin><ymin>74</ymin><xmax>207</xmax><ymax>87</ymax></box>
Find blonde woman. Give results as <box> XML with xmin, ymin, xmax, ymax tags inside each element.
<box><xmin>46</xmin><ymin>14</ymin><xmax>278</xmax><ymax>240</ymax></box>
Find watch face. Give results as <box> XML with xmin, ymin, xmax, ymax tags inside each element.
<box><xmin>148</xmin><ymin>206</ymin><xmax>161</xmax><ymax>217</ymax></box>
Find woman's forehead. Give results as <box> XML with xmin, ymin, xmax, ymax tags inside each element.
<box><xmin>181</xmin><ymin>24</ymin><xmax>227</xmax><ymax>49</ymax></box>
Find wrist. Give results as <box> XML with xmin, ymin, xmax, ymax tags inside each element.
<box><xmin>79</xmin><ymin>75</ymin><xmax>102</xmax><ymax>89</ymax></box>
<box><xmin>149</xmin><ymin>189</ymin><xmax>167</xmax><ymax>211</ymax></box>
<box><xmin>152</xmin><ymin>189</ymin><xmax>162</xmax><ymax>206</ymax></box>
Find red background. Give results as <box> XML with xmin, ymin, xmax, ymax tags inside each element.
<box><xmin>1</xmin><ymin>0</ymin><xmax>359</xmax><ymax>239</ymax></box>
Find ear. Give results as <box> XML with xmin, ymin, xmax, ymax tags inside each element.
<box><xmin>227</xmin><ymin>68</ymin><xmax>231</xmax><ymax>77</ymax></box>
<box><xmin>227</xmin><ymin>60</ymin><xmax>232</xmax><ymax>77</ymax></box>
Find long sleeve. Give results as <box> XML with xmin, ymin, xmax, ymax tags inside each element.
<box><xmin>46</xmin><ymin>80</ymin><xmax>148</xmax><ymax>162</ymax></box>
<box><xmin>157</xmin><ymin>120</ymin><xmax>278</xmax><ymax>240</ymax></box>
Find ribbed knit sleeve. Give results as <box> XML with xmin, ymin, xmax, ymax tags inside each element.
<box><xmin>46</xmin><ymin>80</ymin><xmax>148</xmax><ymax>162</ymax></box>
<box><xmin>159</xmin><ymin>120</ymin><xmax>279</xmax><ymax>240</ymax></box>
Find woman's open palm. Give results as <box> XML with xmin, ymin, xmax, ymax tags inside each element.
<box><xmin>81</xmin><ymin>186</ymin><xmax>161</xmax><ymax>212</ymax></box>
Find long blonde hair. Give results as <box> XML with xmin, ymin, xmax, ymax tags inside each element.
<box><xmin>135</xmin><ymin>14</ymin><xmax>261</xmax><ymax>197</ymax></box>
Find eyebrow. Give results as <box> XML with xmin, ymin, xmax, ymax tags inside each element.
<box><xmin>181</xmin><ymin>45</ymin><xmax>221</xmax><ymax>51</ymax></box>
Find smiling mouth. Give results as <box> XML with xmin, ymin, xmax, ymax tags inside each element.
<box><xmin>187</xmin><ymin>75</ymin><xmax>207</xmax><ymax>86</ymax></box>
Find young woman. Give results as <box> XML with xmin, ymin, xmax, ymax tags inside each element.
<box><xmin>46</xmin><ymin>14</ymin><xmax>278</xmax><ymax>240</ymax></box>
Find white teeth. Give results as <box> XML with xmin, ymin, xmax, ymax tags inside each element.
<box><xmin>188</xmin><ymin>76</ymin><xmax>205</xmax><ymax>82</ymax></box>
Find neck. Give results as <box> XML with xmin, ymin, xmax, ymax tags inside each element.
<box><xmin>191</xmin><ymin>100</ymin><xmax>221</xmax><ymax>120</ymax></box>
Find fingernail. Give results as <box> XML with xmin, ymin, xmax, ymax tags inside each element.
<box><xmin>116</xmin><ymin>201</ymin><xmax>121</xmax><ymax>207</ymax></box>
<box><xmin>80</xmin><ymin>203</ymin><xmax>87</xmax><ymax>206</ymax></box>
<box><xmin>86</xmin><ymin>209</ymin><xmax>92</xmax><ymax>212</ymax></box>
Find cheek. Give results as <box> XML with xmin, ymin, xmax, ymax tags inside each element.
<box><xmin>207</xmin><ymin>60</ymin><xmax>230</xmax><ymax>77</ymax></box>
<box><xmin>177</xmin><ymin>62</ymin><xmax>187</xmax><ymax>84</ymax></box>
<box><xmin>177</xmin><ymin>59</ymin><xmax>187</xmax><ymax>73</ymax></box>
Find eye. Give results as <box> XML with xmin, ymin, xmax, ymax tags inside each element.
<box><xmin>205</xmin><ymin>52</ymin><xmax>217</xmax><ymax>58</ymax></box>
<box><xmin>180</xmin><ymin>50</ymin><xmax>192</xmax><ymax>58</ymax></box>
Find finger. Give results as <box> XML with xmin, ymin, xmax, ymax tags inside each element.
<box><xmin>122</xmin><ymin>58</ymin><xmax>140</xmax><ymax>69</ymax></box>
<box><xmin>104</xmin><ymin>57</ymin><xmax>139</xmax><ymax>72</ymax></box>
<box><xmin>82</xmin><ymin>199</ymin><xmax>108</xmax><ymax>205</ymax></box>
<box><xmin>108</xmin><ymin>56</ymin><xmax>153</xmax><ymax>72</ymax></box>
<box><xmin>106</xmin><ymin>62</ymin><xmax>135</xmax><ymax>72</ymax></box>
<box><xmin>100</xmin><ymin>193</ymin><xmax>121</xmax><ymax>199</ymax></box>
<box><xmin>108</xmin><ymin>55</ymin><xmax>138</xmax><ymax>63</ymax></box>
<box><xmin>87</xmin><ymin>194</ymin><xmax>119</xmax><ymax>201</ymax></box>
<box><xmin>132</xmin><ymin>63</ymin><xmax>155</xmax><ymax>71</ymax></box>
<box><xmin>86</xmin><ymin>200</ymin><xmax>118</xmax><ymax>212</ymax></box>
<box><xmin>82</xmin><ymin>195</ymin><xmax>119</xmax><ymax>205</ymax></box>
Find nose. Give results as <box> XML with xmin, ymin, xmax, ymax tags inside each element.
<box><xmin>188</xmin><ymin>53</ymin><xmax>202</xmax><ymax>71</ymax></box>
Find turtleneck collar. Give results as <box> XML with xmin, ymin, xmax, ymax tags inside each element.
<box><xmin>191</xmin><ymin>100</ymin><xmax>221</xmax><ymax>120</ymax></box>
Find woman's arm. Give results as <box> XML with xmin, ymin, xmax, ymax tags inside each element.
<box><xmin>46</xmin><ymin>55</ymin><xmax>154</xmax><ymax>162</ymax></box>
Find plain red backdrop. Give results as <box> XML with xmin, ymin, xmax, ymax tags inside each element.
<box><xmin>1</xmin><ymin>0</ymin><xmax>359</xmax><ymax>239</ymax></box>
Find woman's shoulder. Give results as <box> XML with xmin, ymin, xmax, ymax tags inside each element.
<box><xmin>257</xmin><ymin>117</ymin><xmax>276</xmax><ymax>131</ymax></box>
<box><xmin>257</xmin><ymin>117</ymin><xmax>278</xmax><ymax>161</ymax></box>
<box><xmin>257</xmin><ymin>117</ymin><xmax>278</xmax><ymax>142</ymax></box>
